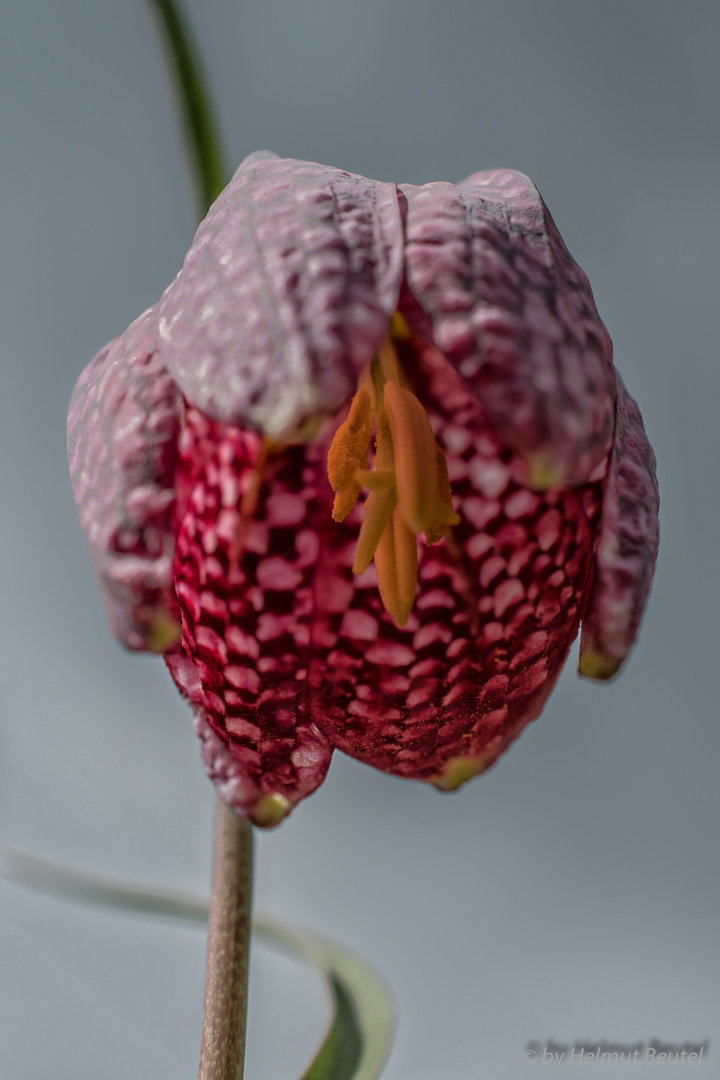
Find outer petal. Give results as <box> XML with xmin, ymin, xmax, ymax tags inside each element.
<box><xmin>399</xmin><ymin>170</ymin><xmax>616</xmax><ymax>487</ymax></box>
<box><xmin>166</xmin><ymin>406</ymin><xmax>333</xmax><ymax>826</ymax></box>
<box><xmin>309</xmin><ymin>342</ymin><xmax>602</xmax><ymax>788</ymax></box>
<box><xmin>579</xmin><ymin>373</ymin><xmax>659</xmax><ymax>679</ymax></box>
<box><xmin>157</xmin><ymin>152</ymin><xmax>404</xmax><ymax>438</ymax></box>
<box><xmin>67</xmin><ymin>307</ymin><xmax>183</xmax><ymax>651</ymax></box>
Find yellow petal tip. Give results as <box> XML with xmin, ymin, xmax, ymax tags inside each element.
<box><xmin>578</xmin><ymin>650</ymin><xmax>622</xmax><ymax>681</ymax></box>
<box><xmin>431</xmin><ymin>756</ymin><xmax>488</xmax><ymax>792</ymax></box>
<box><xmin>251</xmin><ymin>792</ymin><xmax>292</xmax><ymax>828</ymax></box>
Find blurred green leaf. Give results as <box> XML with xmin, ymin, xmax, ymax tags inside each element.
<box><xmin>259</xmin><ymin>917</ymin><xmax>394</xmax><ymax>1080</ymax></box>
<box><xmin>1</xmin><ymin>847</ymin><xmax>394</xmax><ymax>1080</ymax></box>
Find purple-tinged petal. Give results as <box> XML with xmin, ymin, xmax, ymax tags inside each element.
<box><xmin>166</xmin><ymin>406</ymin><xmax>333</xmax><ymax>826</ymax></box>
<box><xmin>157</xmin><ymin>153</ymin><xmax>404</xmax><ymax>438</ymax></box>
<box><xmin>67</xmin><ymin>306</ymin><xmax>183</xmax><ymax>651</ymax></box>
<box><xmin>579</xmin><ymin>373</ymin><xmax>659</xmax><ymax>679</ymax></box>
<box><xmin>399</xmin><ymin>170</ymin><xmax>616</xmax><ymax>487</ymax></box>
<box><xmin>309</xmin><ymin>343</ymin><xmax>601</xmax><ymax>784</ymax></box>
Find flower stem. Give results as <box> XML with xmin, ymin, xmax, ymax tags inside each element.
<box><xmin>198</xmin><ymin>796</ymin><xmax>254</xmax><ymax>1080</ymax></box>
<box><xmin>145</xmin><ymin>0</ymin><xmax>228</xmax><ymax>218</ymax></box>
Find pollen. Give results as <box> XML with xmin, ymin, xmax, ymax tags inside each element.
<box><xmin>327</xmin><ymin>386</ymin><xmax>373</xmax><ymax>522</ymax></box>
<box><xmin>327</xmin><ymin>329</ymin><xmax>459</xmax><ymax>627</ymax></box>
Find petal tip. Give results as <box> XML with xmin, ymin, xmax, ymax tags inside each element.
<box><xmin>578</xmin><ymin>649</ymin><xmax>622</xmax><ymax>682</ymax></box>
<box><xmin>249</xmin><ymin>792</ymin><xmax>292</xmax><ymax>829</ymax></box>
<box><xmin>431</xmin><ymin>756</ymin><xmax>488</xmax><ymax>792</ymax></box>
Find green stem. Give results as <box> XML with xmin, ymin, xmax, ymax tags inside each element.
<box><xmin>145</xmin><ymin>0</ymin><xmax>228</xmax><ymax>218</ymax></box>
<box><xmin>199</xmin><ymin>797</ymin><xmax>254</xmax><ymax>1080</ymax></box>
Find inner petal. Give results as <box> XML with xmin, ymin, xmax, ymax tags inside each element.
<box><xmin>311</xmin><ymin>340</ymin><xmax>601</xmax><ymax>786</ymax></box>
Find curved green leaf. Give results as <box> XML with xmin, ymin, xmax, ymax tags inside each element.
<box><xmin>258</xmin><ymin>917</ymin><xmax>394</xmax><ymax>1080</ymax></box>
<box><xmin>1</xmin><ymin>848</ymin><xmax>394</xmax><ymax>1080</ymax></box>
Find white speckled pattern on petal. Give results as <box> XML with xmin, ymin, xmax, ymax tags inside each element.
<box><xmin>399</xmin><ymin>170</ymin><xmax>616</xmax><ymax>486</ymax></box>
<box><xmin>157</xmin><ymin>153</ymin><xmax>404</xmax><ymax>437</ymax></box>
<box><xmin>67</xmin><ymin>306</ymin><xmax>183</xmax><ymax>650</ymax></box>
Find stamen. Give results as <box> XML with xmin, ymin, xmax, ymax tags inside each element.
<box><xmin>377</xmin><ymin>338</ymin><xmax>404</xmax><ymax>386</ymax></box>
<box><xmin>327</xmin><ymin>387</ymin><xmax>373</xmax><ymax>522</ymax></box>
<box><xmin>353</xmin><ymin>486</ymin><xmax>397</xmax><ymax>575</ymax></box>
<box><xmin>383</xmin><ymin>381</ymin><xmax>459</xmax><ymax>537</ymax></box>
<box><xmin>354</xmin><ymin>469</ymin><xmax>395</xmax><ymax>490</ymax></box>
<box><xmin>326</xmin><ymin>329</ymin><xmax>459</xmax><ymax>627</ymax></box>
<box><xmin>424</xmin><ymin>444</ymin><xmax>460</xmax><ymax>545</ymax></box>
<box><xmin>373</xmin><ymin>505</ymin><xmax>418</xmax><ymax>628</ymax></box>
<box><xmin>332</xmin><ymin>482</ymin><xmax>362</xmax><ymax>522</ymax></box>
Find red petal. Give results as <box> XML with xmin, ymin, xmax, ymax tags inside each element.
<box><xmin>309</xmin><ymin>344</ymin><xmax>601</xmax><ymax>785</ymax></box>
<box><xmin>166</xmin><ymin>406</ymin><xmax>333</xmax><ymax>825</ymax></box>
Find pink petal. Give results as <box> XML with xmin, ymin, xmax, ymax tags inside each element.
<box><xmin>157</xmin><ymin>152</ymin><xmax>404</xmax><ymax>437</ymax></box>
<box><xmin>309</xmin><ymin>342</ymin><xmax>601</xmax><ymax>785</ymax></box>
<box><xmin>166</xmin><ymin>405</ymin><xmax>333</xmax><ymax>825</ymax></box>
<box><xmin>579</xmin><ymin>373</ymin><xmax>660</xmax><ymax>679</ymax></box>
<box><xmin>67</xmin><ymin>307</ymin><xmax>183</xmax><ymax>651</ymax></box>
<box><xmin>399</xmin><ymin>170</ymin><xmax>616</xmax><ymax>487</ymax></box>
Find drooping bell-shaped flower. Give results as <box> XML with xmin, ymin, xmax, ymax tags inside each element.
<box><xmin>68</xmin><ymin>153</ymin><xmax>659</xmax><ymax>827</ymax></box>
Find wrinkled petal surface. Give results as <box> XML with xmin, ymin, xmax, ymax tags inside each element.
<box><xmin>399</xmin><ymin>170</ymin><xmax>616</xmax><ymax>486</ymax></box>
<box><xmin>166</xmin><ymin>406</ymin><xmax>333</xmax><ymax>825</ymax></box>
<box><xmin>579</xmin><ymin>374</ymin><xmax>660</xmax><ymax>678</ymax></box>
<box><xmin>67</xmin><ymin>307</ymin><xmax>183</xmax><ymax>650</ymax></box>
<box><xmin>158</xmin><ymin>152</ymin><xmax>404</xmax><ymax>437</ymax></box>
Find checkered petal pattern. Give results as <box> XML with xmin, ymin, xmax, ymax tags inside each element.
<box><xmin>579</xmin><ymin>375</ymin><xmax>660</xmax><ymax>679</ymax></box>
<box><xmin>68</xmin><ymin>155</ymin><xmax>659</xmax><ymax>825</ymax></box>
<box><xmin>400</xmin><ymin>170</ymin><xmax>616</xmax><ymax>487</ymax></box>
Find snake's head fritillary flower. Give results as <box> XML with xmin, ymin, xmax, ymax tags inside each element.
<box><xmin>68</xmin><ymin>152</ymin><xmax>659</xmax><ymax>827</ymax></box>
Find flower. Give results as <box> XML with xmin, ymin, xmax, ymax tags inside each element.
<box><xmin>67</xmin><ymin>152</ymin><xmax>659</xmax><ymax>827</ymax></box>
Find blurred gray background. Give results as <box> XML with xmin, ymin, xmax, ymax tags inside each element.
<box><xmin>1</xmin><ymin>1</ymin><xmax>718</xmax><ymax>1077</ymax></box>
